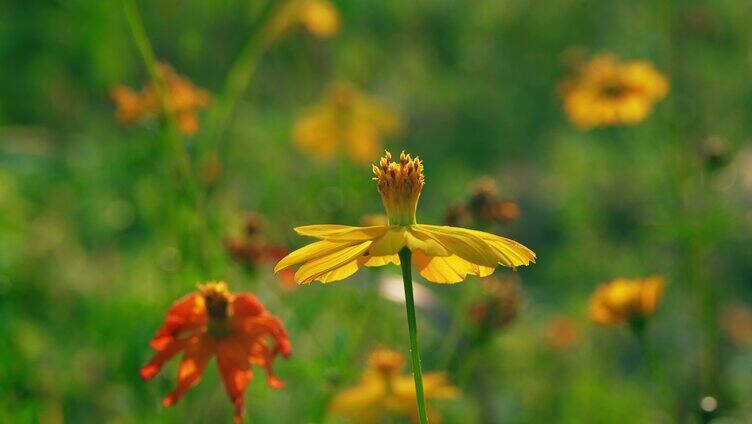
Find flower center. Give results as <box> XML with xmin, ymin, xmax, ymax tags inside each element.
<box><xmin>368</xmin><ymin>349</ymin><xmax>404</xmax><ymax>377</ymax></box>
<box><xmin>600</xmin><ymin>80</ymin><xmax>632</xmax><ymax>99</ymax></box>
<box><xmin>199</xmin><ymin>281</ymin><xmax>233</xmax><ymax>339</ymax></box>
<box><xmin>372</xmin><ymin>151</ymin><xmax>424</xmax><ymax>226</ymax></box>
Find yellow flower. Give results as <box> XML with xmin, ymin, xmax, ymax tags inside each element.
<box><xmin>299</xmin><ymin>0</ymin><xmax>339</xmax><ymax>38</ymax></box>
<box><xmin>275</xmin><ymin>151</ymin><xmax>536</xmax><ymax>284</ymax></box>
<box><xmin>292</xmin><ymin>83</ymin><xmax>401</xmax><ymax>164</ymax></box>
<box><xmin>268</xmin><ymin>0</ymin><xmax>340</xmax><ymax>41</ymax></box>
<box><xmin>329</xmin><ymin>348</ymin><xmax>458</xmax><ymax>424</ymax></box>
<box><xmin>560</xmin><ymin>54</ymin><xmax>668</xmax><ymax>129</ymax></box>
<box><xmin>588</xmin><ymin>276</ymin><xmax>665</xmax><ymax>326</ymax></box>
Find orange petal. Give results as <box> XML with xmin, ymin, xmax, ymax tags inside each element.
<box><xmin>249</xmin><ymin>340</ymin><xmax>286</xmax><ymax>389</ymax></box>
<box><xmin>150</xmin><ymin>293</ymin><xmax>206</xmax><ymax>350</ymax></box>
<box><xmin>232</xmin><ymin>293</ymin><xmax>265</xmax><ymax>318</ymax></box>
<box><xmin>235</xmin><ymin>312</ymin><xmax>292</xmax><ymax>358</ymax></box>
<box><xmin>140</xmin><ymin>337</ymin><xmax>187</xmax><ymax>380</ymax></box>
<box><xmin>216</xmin><ymin>339</ymin><xmax>253</xmax><ymax>423</ymax></box>
<box><xmin>163</xmin><ymin>335</ymin><xmax>213</xmax><ymax>407</ymax></box>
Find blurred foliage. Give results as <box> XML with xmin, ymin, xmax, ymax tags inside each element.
<box><xmin>2</xmin><ymin>0</ymin><xmax>752</xmax><ymax>423</ymax></box>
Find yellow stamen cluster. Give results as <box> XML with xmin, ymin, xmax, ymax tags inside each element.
<box><xmin>372</xmin><ymin>151</ymin><xmax>425</xmax><ymax>226</ymax></box>
<box><xmin>199</xmin><ymin>281</ymin><xmax>233</xmax><ymax>338</ymax></box>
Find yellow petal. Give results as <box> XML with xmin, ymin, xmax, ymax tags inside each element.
<box><xmin>313</xmin><ymin>260</ymin><xmax>361</xmax><ymax>284</ymax></box>
<box><xmin>275</xmin><ymin>239</ymin><xmax>361</xmax><ymax>272</ymax></box>
<box><xmin>412</xmin><ymin>250</ymin><xmax>494</xmax><ymax>284</ymax></box>
<box><xmin>412</xmin><ymin>225</ymin><xmax>498</xmax><ymax>267</ymax></box>
<box><xmin>640</xmin><ymin>276</ymin><xmax>665</xmax><ymax>314</ymax></box>
<box><xmin>477</xmin><ymin>234</ymin><xmax>536</xmax><ymax>268</ymax></box>
<box><xmin>360</xmin><ymin>255</ymin><xmax>400</xmax><ymax>267</ymax></box>
<box><xmin>419</xmin><ymin>224</ymin><xmax>536</xmax><ymax>268</ymax></box>
<box><xmin>368</xmin><ymin>227</ymin><xmax>407</xmax><ymax>256</ymax></box>
<box><xmin>295</xmin><ymin>241</ymin><xmax>372</xmax><ymax>284</ymax></box>
<box><xmin>294</xmin><ymin>224</ymin><xmax>388</xmax><ymax>241</ymax></box>
<box><xmin>405</xmin><ymin>227</ymin><xmax>450</xmax><ymax>256</ymax></box>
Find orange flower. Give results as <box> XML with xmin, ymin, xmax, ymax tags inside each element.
<box><xmin>111</xmin><ymin>63</ymin><xmax>210</xmax><ymax>135</ymax></box>
<box><xmin>588</xmin><ymin>276</ymin><xmax>665</xmax><ymax>326</ymax></box>
<box><xmin>140</xmin><ymin>282</ymin><xmax>291</xmax><ymax>423</ymax></box>
<box><xmin>225</xmin><ymin>213</ymin><xmax>295</xmax><ymax>288</ymax></box>
<box><xmin>292</xmin><ymin>83</ymin><xmax>401</xmax><ymax>164</ymax></box>
<box><xmin>560</xmin><ymin>54</ymin><xmax>668</xmax><ymax>129</ymax></box>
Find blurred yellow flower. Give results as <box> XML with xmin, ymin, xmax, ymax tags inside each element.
<box><xmin>269</xmin><ymin>0</ymin><xmax>340</xmax><ymax>41</ymax></box>
<box><xmin>330</xmin><ymin>348</ymin><xmax>458</xmax><ymax>424</ymax></box>
<box><xmin>588</xmin><ymin>276</ymin><xmax>665</xmax><ymax>326</ymax></box>
<box><xmin>111</xmin><ymin>63</ymin><xmax>211</xmax><ymax>135</ymax></box>
<box><xmin>275</xmin><ymin>151</ymin><xmax>535</xmax><ymax>284</ymax></box>
<box><xmin>299</xmin><ymin>0</ymin><xmax>339</xmax><ymax>37</ymax></box>
<box><xmin>560</xmin><ymin>54</ymin><xmax>668</xmax><ymax>129</ymax></box>
<box><xmin>292</xmin><ymin>83</ymin><xmax>401</xmax><ymax>164</ymax></box>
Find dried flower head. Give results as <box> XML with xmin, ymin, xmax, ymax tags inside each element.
<box><xmin>444</xmin><ymin>177</ymin><xmax>520</xmax><ymax>227</ymax></box>
<box><xmin>545</xmin><ymin>315</ymin><xmax>582</xmax><ymax>351</ymax></box>
<box><xmin>721</xmin><ymin>302</ymin><xmax>752</xmax><ymax>347</ymax></box>
<box><xmin>225</xmin><ymin>213</ymin><xmax>295</xmax><ymax>288</ymax></box>
<box><xmin>469</xmin><ymin>275</ymin><xmax>523</xmax><ymax>331</ymax></box>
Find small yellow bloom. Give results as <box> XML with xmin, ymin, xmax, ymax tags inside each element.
<box><xmin>329</xmin><ymin>348</ymin><xmax>458</xmax><ymax>424</ymax></box>
<box><xmin>268</xmin><ymin>0</ymin><xmax>340</xmax><ymax>41</ymax></box>
<box><xmin>275</xmin><ymin>151</ymin><xmax>536</xmax><ymax>284</ymax></box>
<box><xmin>560</xmin><ymin>54</ymin><xmax>668</xmax><ymax>129</ymax></box>
<box><xmin>299</xmin><ymin>0</ymin><xmax>339</xmax><ymax>38</ymax></box>
<box><xmin>292</xmin><ymin>83</ymin><xmax>401</xmax><ymax>165</ymax></box>
<box><xmin>588</xmin><ymin>276</ymin><xmax>665</xmax><ymax>326</ymax></box>
<box><xmin>111</xmin><ymin>63</ymin><xmax>211</xmax><ymax>135</ymax></box>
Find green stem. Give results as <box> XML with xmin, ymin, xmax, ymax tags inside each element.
<box><xmin>631</xmin><ymin>319</ymin><xmax>668</xmax><ymax>413</ymax></box>
<box><xmin>398</xmin><ymin>247</ymin><xmax>428</xmax><ymax>424</ymax></box>
<box><xmin>199</xmin><ymin>0</ymin><xmax>286</xmax><ymax>155</ymax></box>
<box><xmin>122</xmin><ymin>0</ymin><xmax>211</xmax><ymax>272</ymax></box>
<box><xmin>121</xmin><ymin>0</ymin><xmax>190</xmax><ymax>183</ymax></box>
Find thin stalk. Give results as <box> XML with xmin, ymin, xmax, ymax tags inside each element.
<box><xmin>398</xmin><ymin>247</ymin><xmax>428</xmax><ymax>424</ymax></box>
<box><xmin>121</xmin><ymin>0</ymin><xmax>190</xmax><ymax>184</ymax></box>
<box><xmin>631</xmin><ymin>318</ymin><xmax>668</xmax><ymax>412</ymax></box>
<box><xmin>199</xmin><ymin>0</ymin><xmax>288</xmax><ymax>154</ymax></box>
<box><xmin>122</xmin><ymin>0</ymin><xmax>211</xmax><ymax>272</ymax></box>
